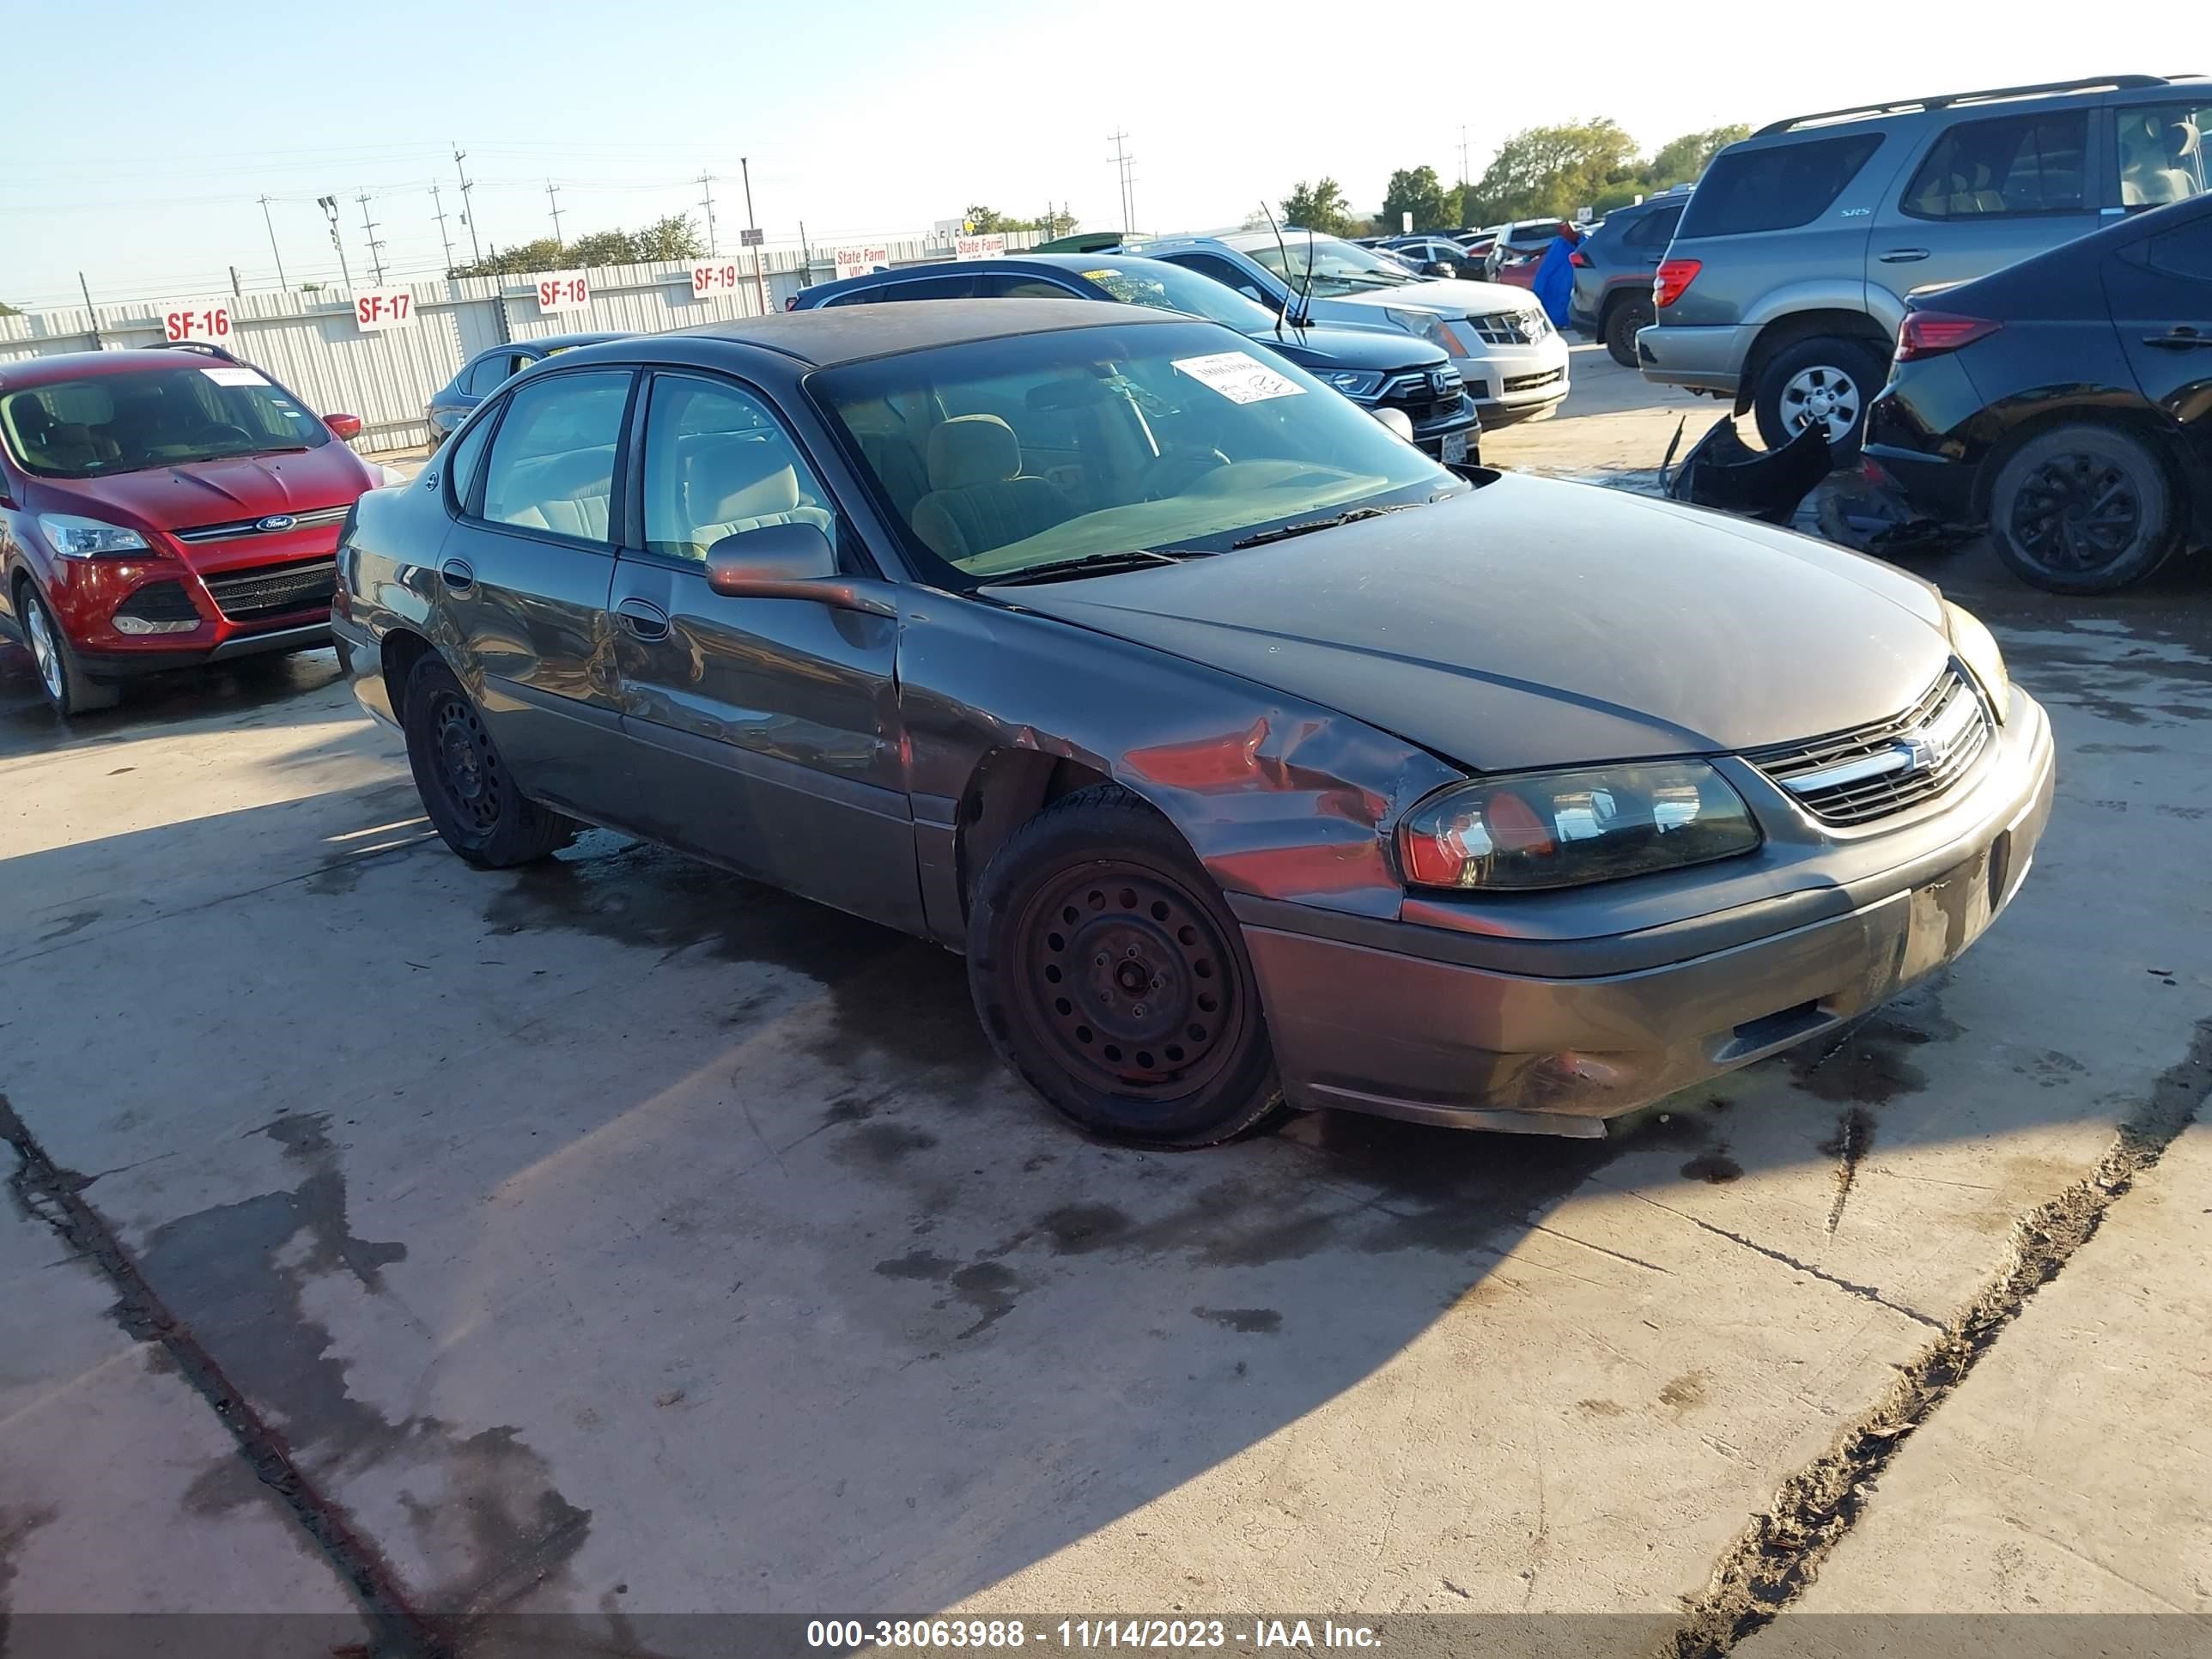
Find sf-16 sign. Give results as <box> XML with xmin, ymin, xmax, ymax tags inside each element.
<box><xmin>163</xmin><ymin>302</ymin><xmax>233</xmax><ymax>344</ymax></box>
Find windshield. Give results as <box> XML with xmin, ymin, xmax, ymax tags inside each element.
<box><xmin>1244</xmin><ymin>236</ymin><xmax>1420</xmax><ymax>295</ymax></box>
<box><xmin>0</xmin><ymin>366</ymin><xmax>332</xmax><ymax>479</ymax></box>
<box><xmin>1076</xmin><ymin>263</ymin><xmax>1278</xmax><ymax>332</ymax></box>
<box><xmin>811</xmin><ymin>319</ymin><xmax>1460</xmax><ymax>587</ymax></box>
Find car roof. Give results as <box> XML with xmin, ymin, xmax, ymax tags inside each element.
<box><xmin>681</xmin><ymin>298</ymin><xmax>1181</xmax><ymax>366</ymax></box>
<box><xmin>0</xmin><ymin>348</ymin><xmax>259</xmax><ymax>392</ymax></box>
<box><xmin>509</xmin><ymin>331</ymin><xmax>623</xmax><ymax>353</ymax></box>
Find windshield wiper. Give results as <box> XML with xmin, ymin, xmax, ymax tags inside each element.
<box><xmin>1231</xmin><ymin>503</ymin><xmax>1423</xmax><ymax>550</ymax></box>
<box><xmin>983</xmin><ymin>548</ymin><xmax>1208</xmax><ymax>587</ymax></box>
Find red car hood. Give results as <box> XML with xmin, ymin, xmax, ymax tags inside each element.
<box><xmin>38</xmin><ymin>444</ymin><xmax>375</xmax><ymax>532</ymax></box>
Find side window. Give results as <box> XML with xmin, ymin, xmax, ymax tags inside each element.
<box><xmin>886</xmin><ymin>274</ymin><xmax>980</xmax><ymax>301</ymax></box>
<box><xmin>1625</xmin><ymin>207</ymin><xmax>1681</xmax><ymax>249</ymax></box>
<box><xmin>1678</xmin><ymin>135</ymin><xmax>1884</xmax><ymax>237</ymax></box>
<box><xmin>1166</xmin><ymin>252</ymin><xmax>1264</xmax><ymax>295</ymax></box>
<box><xmin>1902</xmin><ymin>112</ymin><xmax>2087</xmax><ymax>219</ymax></box>
<box><xmin>442</xmin><ymin>407</ymin><xmax>497</xmax><ymax>509</ymax></box>
<box><xmin>462</xmin><ymin>355</ymin><xmax>509</xmax><ymax>397</ymax></box>
<box><xmin>2145</xmin><ymin>218</ymin><xmax>2212</xmax><ymax>280</ymax></box>
<box><xmin>639</xmin><ymin>374</ymin><xmax>835</xmax><ymax>562</ymax></box>
<box><xmin>2116</xmin><ymin>103</ymin><xmax>2210</xmax><ymax>210</ymax></box>
<box><xmin>975</xmin><ymin>274</ymin><xmax>1081</xmax><ymax>299</ymax></box>
<box><xmin>476</xmin><ymin>369</ymin><xmax>632</xmax><ymax>544</ymax></box>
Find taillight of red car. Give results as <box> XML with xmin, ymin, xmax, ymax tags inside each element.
<box><xmin>1895</xmin><ymin>310</ymin><xmax>2001</xmax><ymax>362</ymax></box>
<box><xmin>1653</xmin><ymin>258</ymin><xmax>1702</xmax><ymax>308</ymax></box>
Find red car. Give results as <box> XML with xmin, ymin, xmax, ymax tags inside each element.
<box><xmin>0</xmin><ymin>345</ymin><xmax>387</xmax><ymax>716</ymax></box>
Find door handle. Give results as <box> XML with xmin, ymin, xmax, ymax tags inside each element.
<box><xmin>1879</xmin><ymin>247</ymin><xmax>1931</xmax><ymax>264</ymax></box>
<box><xmin>615</xmin><ymin>598</ymin><xmax>671</xmax><ymax>641</ymax></box>
<box><xmin>2142</xmin><ymin>327</ymin><xmax>2210</xmax><ymax>349</ymax></box>
<box><xmin>439</xmin><ymin>558</ymin><xmax>474</xmax><ymax>592</ymax></box>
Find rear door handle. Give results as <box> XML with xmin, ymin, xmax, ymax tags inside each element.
<box><xmin>439</xmin><ymin>558</ymin><xmax>474</xmax><ymax>592</ymax></box>
<box><xmin>2142</xmin><ymin>327</ymin><xmax>2210</xmax><ymax>349</ymax></box>
<box><xmin>1879</xmin><ymin>247</ymin><xmax>1931</xmax><ymax>264</ymax></box>
<box><xmin>615</xmin><ymin>598</ymin><xmax>671</xmax><ymax>641</ymax></box>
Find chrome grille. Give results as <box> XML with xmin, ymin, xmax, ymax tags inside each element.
<box><xmin>1748</xmin><ymin>668</ymin><xmax>1992</xmax><ymax>825</ymax></box>
<box><xmin>1466</xmin><ymin>310</ymin><xmax>1549</xmax><ymax>345</ymax></box>
<box><xmin>173</xmin><ymin>503</ymin><xmax>352</xmax><ymax>544</ymax></box>
<box><xmin>1504</xmin><ymin>368</ymin><xmax>1565</xmax><ymax>393</ymax></box>
<box><xmin>202</xmin><ymin>557</ymin><xmax>337</xmax><ymax>621</ymax></box>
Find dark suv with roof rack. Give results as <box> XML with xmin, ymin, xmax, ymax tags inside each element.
<box><xmin>1638</xmin><ymin>73</ymin><xmax>2209</xmax><ymax>459</ymax></box>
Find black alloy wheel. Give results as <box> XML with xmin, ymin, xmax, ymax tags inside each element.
<box><xmin>1987</xmin><ymin>424</ymin><xmax>2178</xmax><ymax>595</ymax></box>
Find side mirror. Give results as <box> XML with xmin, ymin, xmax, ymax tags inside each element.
<box><xmin>1370</xmin><ymin>407</ymin><xmax>1416</xmax><ymax>443</ymax></box>
<box><xmin>325</xmin><ymin>413</ymin><xmax>364</xmax><ymax>441</ymax></box>
<box><xmin>704</xmin><ymin>522</ymin><xmax>895</xmax><ymax>617</ymax></box>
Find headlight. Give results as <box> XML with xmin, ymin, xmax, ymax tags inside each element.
<box><xmin>1942</xmin><ymin>599</ymin><xmax>2009</xmax><ymax>725</ymax></box>
<box><xmin>38</xmin><ymin>514</ymin><xmax>149</xmax><ymax>558</ymax></box>
<box><xmin>377</xmin><ymin>464</ymin><xmax>410</xmax><ymax>488</ymax></box>
<box><xmin>1397</xmin><ymin>761</ymin><xmax>1762</xmax><ymax>891</ymax></box>
<box><xmin>1319</xmin><ymin>368</ymin><xmax>1386</xmax><ymax>398</ymax></box>
<box><xmin>1518</xmin><ymin>308</ymin><xmax>1553</xmax><ymax>339</ymax></box>
<box><xmin>1382</xmin><ymin>307</ymin><xmax>1470</xmax><ymax>358</ymax></box>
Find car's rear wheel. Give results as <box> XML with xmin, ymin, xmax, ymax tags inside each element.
<box><xmin>1603</xmin><ymin>295</ymin><xmax>1653</xmax><ymax>368</ymax></box>
<box><xmin>401</xmin><ymin>653</ymin><xmax>573</xmax><ymax>867</ymax></box>
<box><xmin>1753</xmin><ymin>337</ymin><xmax>1887</xmax><ymax>460</ymax></box>
<box><xmin>15</xmin><ymin>581</ymin><xmax>119</xmax><ymax>718</ymax></box>
<box><xmin>967</xmin><ymin>784</ymin><xmax>1287</xmax><ymax>1149</ymax></box>
<box><xmin>1987</xmin><ymin>424</ymin><xmax>2179</xmax><ymax>595</ymax></box>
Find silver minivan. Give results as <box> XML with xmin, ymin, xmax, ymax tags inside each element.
<box><xmin>1638</xmin><ymin>73</ymin><xmax>2210</xmax><ymax>455</ymax></box>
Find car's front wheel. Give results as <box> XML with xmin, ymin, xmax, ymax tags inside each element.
<box><xmin>401</xmin><ymin>653</ymin><xmax>573</xmax><ymax>867</ymax></box>
<box><xmin>1603</xmin><ymin>295</ymin><xmax>1653</xmax><ymax>368</ymax></box>
<box><xmin>15</xmin><ymin>580</ymin><xmax>119</xmax><ymax>718</ymax></box>
<box><xmin>1987</xmin><ymin>424</ymin><xmax>2179</xmax><ymax>594</ymax></box>
<box><xmin>967</xmin><ymin>784</ymin><xmax>1286</xmax><ymax>1149</ymax></box>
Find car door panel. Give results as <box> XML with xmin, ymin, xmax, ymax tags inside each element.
<box><xmin>2106</xmin><ymin>221</ymin><xmax>2212</xmax><ymax>485</ymax></box>
<box><xmin>607</xmin><ymin>369</ymin><xmax>922</xmax><ymax>931</ymax></box>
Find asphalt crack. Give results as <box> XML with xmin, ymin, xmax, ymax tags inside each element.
<box><xmin>1656</xmin><ymin>1013</ymin><xmax>2212</xmax><ymax>1657</ymax></box>
<box><xmin>0</xmin><ymin>1091</ymin><xmax>450</xmax><ymax>1659</ymax></box>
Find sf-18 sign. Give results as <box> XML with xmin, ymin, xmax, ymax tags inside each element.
<box><xmin>953</xmin><ymin>233</ymin><xmax>1008</xmax><ymax>261</ymax></box>
<box><xmin>832</xmin><ymin>245</ymin><xmax>890</xmax><ymax>280</ymax></box>
<box><xmin>690</xmin><ymin>260</ymin><xmax>745</xmax><ymax>296</ymax></box>
<box><xmin>163</xmin><ymin>301</ymin><xmax>233</xmax><ymax>344</ymax></box>
<box><xmin>354</xmin><ymin>288</ymin><xmax>416</xmax><ymax>331</ymax></box>
<box><xmin>537</xmin><ymin>270</ymin><xmax>590</xmax><ymax>315</ymax></box>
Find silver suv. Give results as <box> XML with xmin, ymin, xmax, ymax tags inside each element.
<box><xmin>1638</xmin><ymin>74</ymin><xmax>2209</xmax><ymax>457</ymax></box>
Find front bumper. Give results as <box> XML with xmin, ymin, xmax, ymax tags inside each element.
<box><xmin>81</xmin><ymin>620</ymin><xmax>331</xmax><ymax>676</ymax></box>
<box><xmin>331</xmin><ymin>613</ymin><xmax>398</xmax><ymax>727</ymax></box>
<box><xmin>1637</xmin><ymin>321</ymin><xmax>1750</xmax><ymax>395</ymax></box>
<box><xmin>1234</xmin><ymin>692</ymin><xmax>2055</xmax><ymax>1135</ymax></box>
<box><xmin>1862</xmin><ymin>442</ymin><xmax>1980</xmax><ymax>526</ymax></box>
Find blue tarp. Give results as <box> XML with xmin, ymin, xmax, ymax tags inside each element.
<box><xmin>1530</xmin><ymin>234</ymin><xmax>1577</xmax><ymax>329</ymax></box>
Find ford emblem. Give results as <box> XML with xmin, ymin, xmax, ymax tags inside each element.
<box><xmin>258</xmin><ymin>514</ymin><xmax>296</xmax><ymax>532</ymax></box>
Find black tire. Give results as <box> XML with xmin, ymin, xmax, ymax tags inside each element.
<box><xmin>400</xmin><ymin>653</ymin><xmax>573</xmax><ymax>867</ymax></box>
<box><xmin>967</xmin><ymin>784</ymin><xmax>1287</xmax><ymax>1149</ymax></box>
<box><xmin>1602</xmin><ymin>295</ymin><xmax>1652</xmax><ymax>369</ymax></box>
<box><xmin>1987</xmin><ymin>424</ymin><xmax>2179</xmax><ymax>595</ymax></box>
<box><xmin>15</xmin><ymin>580</ymin><xmax>120</xmax><ymax>718</ymax></box>
<box><xmin>1753</xmin><ymin>336</ymin><xmax>1887</xmax><ymax>461</ymax></box>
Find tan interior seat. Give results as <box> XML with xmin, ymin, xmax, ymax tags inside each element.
<box><xmin>678</xmin><ymin>435</ymin><xmax>832</xmax><ymax>556</ymax></box>
<box><xmin>498</xmin><ymin>447</ymin><xmax>615</xmax><ymax>540</ymax></box>
<box><xmin>908</xmin><ymin>414</ymin><xmax>1074</xmax><ymax>562</ymax></box>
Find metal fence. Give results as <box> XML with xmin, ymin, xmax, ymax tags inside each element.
<box><xmin>0</xmin><ymin>232</ymin><xmax>1041</xmax><ymax>454</ymax></box>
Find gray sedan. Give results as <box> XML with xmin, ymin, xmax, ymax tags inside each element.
<box><xmin>333</xmin><ymin>300</ymin><xmax>2052</xmax><ymax>1147</ymax></box>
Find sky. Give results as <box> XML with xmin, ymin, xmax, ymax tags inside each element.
<box><xmin>0</xmin><ymin>0</ymin><xmax>2167</xmax><ymax>313</ymax></box>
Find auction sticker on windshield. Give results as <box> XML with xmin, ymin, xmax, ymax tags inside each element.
<box><xmin>201</xmin><ymin>366</ymin><xmax>270</xmax><ymax>387</ymax></box>
<box><xmin>1173</xmin><ymin>351</ymin><xmax>1306</xmax><ymax>405</ymax></box>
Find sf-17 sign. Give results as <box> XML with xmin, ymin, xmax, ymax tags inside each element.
<box><xmin>354</xmin><ymin>288</ymin><xmax>416</xmax><ymax>331</ymax></box>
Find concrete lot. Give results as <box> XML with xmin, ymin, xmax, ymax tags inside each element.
<box><xmin>2</xmin><ymin>343</ymin><xmax>2208</xmax><ymax>1655</ymax></box>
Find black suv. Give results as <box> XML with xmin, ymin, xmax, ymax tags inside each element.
<box><xmin>791</xmin><ymin>253</ymin><xmax>1481</xmax><ymax>464</ymax></box>
<box><xmin>1568</xmin><ymin>189</ymin><xmax>1691</xmax><ymax>366</ymax></box>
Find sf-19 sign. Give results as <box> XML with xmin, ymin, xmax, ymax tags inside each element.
<box><xmin>537</xmin><ymin>270</ymin><xmax>590</xmax><ymax>315</ymax></box>
<box><xmin>163</xmin><ymin>302</ymin><xmax>233</xmax><ymax>343</ymax></box>
<box><xmin>690</xmin><ymin>261</ymin><xmax>744</xmax><ymax>296</ymax></box>
<box><xmin>354</xmin><ymin>289</ymin><xmax>416</xmax><ymax>331</ymax></box>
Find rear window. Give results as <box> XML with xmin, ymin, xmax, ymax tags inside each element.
<box><xmin>1902</xmin><ymin>112</ymin><xmax>2087</xmax><ymax>219</ymax></box>
<box><xmin>1623</xmin><ymin>205</ymin><xmax>1685</xmax><ymax>249</ymax></box>
<box><xmin>1678</xmin><ymin>135</ymin><xmax>1883</xmax><ymax>238</ymax></box>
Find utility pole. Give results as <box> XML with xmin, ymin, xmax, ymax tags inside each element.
<box><xmin>258</xmin><ymin>195</ymin><xmax>289</xmax><ymax>290</ymax></box>
<box><xmin>545</xmin><ymin>179</ymin><xmax>565</xmax><ymax>248</ymax></box>
<box><xmin>1108</xmin><ymin>131</ymin><xmax>1135</xmax><ymax>234</ymax></box>
<box><xmin>318</xmin><ymin>195</ymin><xmax>353</xmax><ymax>289</ymax></box>
<box><xmin>1459</xmin><ymin>125</ymin><xmax>1471</xmax><ymax>194</ymax></box>
<box><xmin>740</xmin><ymin>156</ymin><xmax>768</xmax><ymax>314</ymax></box>
<box><xmin>799</xmin><ymin>219</ymin><xmax>810</xmax><ymax>266</ymax></box>
<box><xmin>229</xmin><ymin>265</ymin><xmax>242</xmax><ymax>298</ymax></box>
<box><xmin>80</xmin><ymin>272</ymin><xmax>102</xmax><ymax>348</ymax></box>
<box><xmin>453</xmin><ymin>143</ymin><xmax>482</xmax><ymax>265</ymax></box>
<box><xmin>431</xmin><ymin>182</ymin><xmax>456</xmax><ymax>272</ymax></box>
<box><xmin>697</xmin><ymin>171</ymin><xmax>719</xmax><ymax>257</ymax></box>
<box><xmin>356</xmin><ymin>190</ymin><xmax>386</xmax><ymax>284</ymax></box>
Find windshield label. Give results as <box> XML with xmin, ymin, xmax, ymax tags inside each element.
<box><xmin>1171</xmin><ymin>351</ymin><xmax>1305</xmax><ymax>405</ymax></box>
<box><xmin>201</xmin><ymin>366</ymin><xmax>270</xmax><ymax>387</ymax></box>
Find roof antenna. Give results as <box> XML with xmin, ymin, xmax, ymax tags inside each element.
<box><xmin>1258</xmin><ymin>200</ymin><xmax>1292</xmax><ymax>343</ymax></box>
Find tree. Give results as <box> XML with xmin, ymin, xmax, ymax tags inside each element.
<box><xmin>1379</xmin><ymin>166</ymin><xmax>1451</xmax><ymax>233</ymax></box>
<box><xmin>0</xmin><ymin>300</ymin><xmax>18</xmax><ymax>317</ymax></box>
<box><xmin>447</xmin><ymin>215</ymin><xmax>702</xmax><ymax>279</ymax></box>
<box><xmin>1469</xmin><ymin>118</ymin><xmax>1642</xmax><ymax>221</ymax></box>
<box><xmin>1644</xmin><ymin>125</ymin><xmax>1749</xmax><ymax>189</ymax></box>
<box><xmin>1279</xmin><ymin>179</ymin><xmax>1352</xmax><ymax>237</ymax></box>
<box><xmin>963</xmin><ymin>205</ymin><xmax>1076</xmax><ymax>237</ymax></box>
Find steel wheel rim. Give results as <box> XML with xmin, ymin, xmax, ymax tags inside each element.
<box><xmin>24</xmin><ymin>601</ymin><xmax>64</xmax><ymax>703</ymax></box>
<box><xmin>1018</xmin><ymin>862</ymin><xmax>1244</xmax><ymax>1098</ymax></box>
<box><xmin>2011</xmin><ymin>453</ymin><xmax>2142</xmax><ymax>574</ymax></box>
<box><xmin>428</xmin><ymin>691</ymin><xmax>502</xmax><ymax>831</ymax></box>
<box><xmin>1780</xmin><ymin>366</ymin><xmax>1862</xmax><ymax>443</ymax></box>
